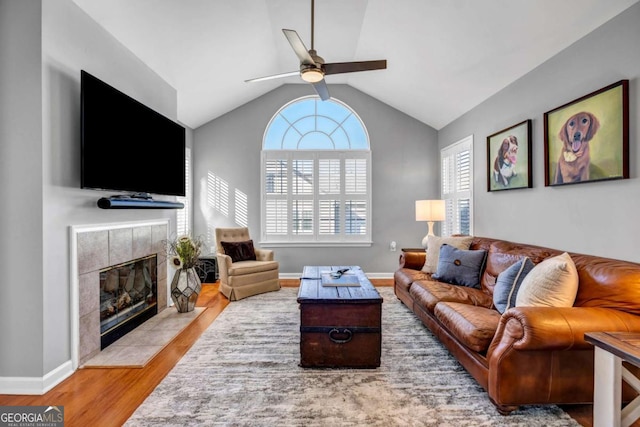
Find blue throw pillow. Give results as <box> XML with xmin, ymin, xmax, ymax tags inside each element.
<box><xmin>493</xmin><ymin>257</ymin><xmax>535</xmax><ymax>314</ymax></box>
<box><xmin>432</xmin><ymin>244</ymin><xmax>487</xmax><ymax>289</ymax></box>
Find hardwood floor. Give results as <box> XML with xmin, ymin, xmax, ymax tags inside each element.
<box><xmin>0</xmin><ymin>279</ymin><xmax>595</xmax><ymax>427</ymax></box>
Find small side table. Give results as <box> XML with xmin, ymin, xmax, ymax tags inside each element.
<box><xmin>585</xmin><ymin>332</ymin><xmax>640</xmax><ymax>427</ymax></box>
<box><xmin>195</xmin><ymin>255</ymin><xmax>218</xmax><ymax>283</ymax></box>
<box><xmin>399</xmin><ymin>247</ymin><xmax>426</xmax><ymax>270</ymax></box>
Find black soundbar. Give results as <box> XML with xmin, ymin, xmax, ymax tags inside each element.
<box><xmin>97</xmin><ymin>197</ymin><xmax>184</xmax><ymax>209</ymax></box>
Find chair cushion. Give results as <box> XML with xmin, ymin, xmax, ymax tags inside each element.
<box><xmin>228</xmin><ymin>260</ymin><xmax>279</xmax><ymax>275</ymax></box>
<box><xmin>221</xmin><ymin>240</ymin><xmax>257</xmax><ymax>262</ymax></box>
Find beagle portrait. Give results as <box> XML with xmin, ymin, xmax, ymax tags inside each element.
<box><xmin>554</xmin><ymin>111</ymin><xmax>600</xmax><ymax>184</ymax></box>
<box><xmin>493</xmin><ymin>135</ymin><xmax>518</xmax><ymax>186</ymax></box>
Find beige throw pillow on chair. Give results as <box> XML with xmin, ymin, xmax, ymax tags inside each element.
<box><xmin>421</xmin><ymin>235</ymin><xmax>474</xmax><ymax>274</ymax></box>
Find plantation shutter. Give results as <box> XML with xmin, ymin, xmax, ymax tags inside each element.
<box><xmin>319</xmin><ymin>159</ymin><xmax>340</xmax><ymax>235</ymax></box>
<box><xmin>262</xmin><ymin>151</ymin><xmax>370</xmax><ymax>243</ymax></box>
<box><xmin>345</xmin><ymin>158</ymin><xmax>368</xmax><ymax>236</ymax></box>
<box><xmin>441</xmin><ymin>136</ymin><xmax>473</xmax><ymax>236</ymax></box>
<box><xmin>265</xmin><ymin>159</ymin><xmax>288</xmax><ymax>235</ymax></box>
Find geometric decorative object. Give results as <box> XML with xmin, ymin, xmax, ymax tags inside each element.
<box><xmin>170</xmin><ymin>267</ymin><xmax>202</xmax><ymax>313</ymax></box>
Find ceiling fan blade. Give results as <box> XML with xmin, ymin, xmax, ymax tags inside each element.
<box><xmin>324</xmin><ymin>60</ymin><xmax>387</xmax><ymax>76</ymax></box>
<box><xmin>282</xmin><ymin>29</ymin><xmax>315</xmax><ymax>66</ymax></box>
<box><xmin>312</xmin><ymin>79</ymin><xmax>330</xmax><ymax>101</ymax></box>
<box><xmin>245</xmin><ymin>71</ymin><xmax>300</xmax><ymax>83</ymax></box>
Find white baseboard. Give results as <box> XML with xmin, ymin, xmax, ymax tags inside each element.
<box><xmin>0</xmin><ymin>360</ymin><xmax>74</xmax><ymax>395</ymax></box>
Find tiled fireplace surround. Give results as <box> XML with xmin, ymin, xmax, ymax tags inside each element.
<box><xmin>73</xmin><ymin>220</ymin><xmax>169</xmax><ymax>368</ymax></box>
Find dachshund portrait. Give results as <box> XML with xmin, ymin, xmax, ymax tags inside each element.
<box><xmin>493</xmin><ymin>135</ymin><xmax>518</xmax><ymax>186</ymax></box>
<box><xmin>554</xmin><ymin>111</ymin><xmax>600</xmax><ymax>184</ymax></box>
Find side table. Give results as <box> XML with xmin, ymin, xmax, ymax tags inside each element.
<box><xmin>195</xmin><ymin>255</ymin><xmax>218</xmax><ymax>283</ymax></box>
<box><xmin>399</xmin><ymin>247</ymin><xmax>426</xmax><ymax>270</ymax></box>
<box><xmin>585</xmin><ymin>331</ymin><xmax>640</xmax><ymax>427</ymax></box>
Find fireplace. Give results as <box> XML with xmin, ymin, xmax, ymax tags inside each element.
<box><xmin>100</xmin><ymin>255</ymin><xmax>158</xmax><ymax>349</ymax></box>
<box><xmin>73</xmin><ymin>220</ymin><xmax>169</xmax><ymax>368</ymax></box>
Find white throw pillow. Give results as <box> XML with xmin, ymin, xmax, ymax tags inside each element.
<box><xmin>515</xmin><ymin>252</ymin><xmax>579</xmax><ymax>307</ymax></box>
<box><xmin>421</xmin><ymin>235</ymin><xmax>474</xmax><ymax>274</ymax></box>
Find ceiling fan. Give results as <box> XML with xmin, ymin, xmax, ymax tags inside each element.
<box><xmin>245</xmin><ymin>0</ymin><xmax>387</xmax><ymax>100</ymax></box>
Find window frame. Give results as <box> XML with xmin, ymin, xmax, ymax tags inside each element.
<box><xmin>260</xmin><ymin>97</ymin><xmax>372</xmax><ymax>247</ymax></box>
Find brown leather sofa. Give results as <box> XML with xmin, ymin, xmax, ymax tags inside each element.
<box><xmin>394</xmin><ymin>236</ymin><xmax>640</xmax><ymax>414</ymax></box>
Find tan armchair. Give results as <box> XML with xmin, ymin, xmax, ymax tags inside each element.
<box><xmin>215</xmin><ymin>227</ymin><xmax>280</xmax><ymax>301</ymax></box>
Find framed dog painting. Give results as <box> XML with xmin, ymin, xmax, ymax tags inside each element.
<box><xmin>544</xmin><ymin>80</ymin><xmax>629</xmax><ymax>186</ymax></box>
<box><xmin>487</xmin><ymin>119</ymin><xmax>532</xmax><ymax>192</ymax></box>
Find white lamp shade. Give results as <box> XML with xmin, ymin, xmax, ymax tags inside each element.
<box><xmin>415</xmin><ymin>200</ymin><xmax>446</xmax><ymax>222</ymax></box>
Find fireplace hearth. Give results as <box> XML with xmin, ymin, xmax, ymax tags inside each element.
<box><xmin>100</xmin><ymin>255</ymin><xmax>157</xmax><ymax>349</ymax></box>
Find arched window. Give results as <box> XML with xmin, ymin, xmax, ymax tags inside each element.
<box><xmin>261</xmin><ymin>96</ymin><xmax>371</xmax><ymax>246</ymax></box>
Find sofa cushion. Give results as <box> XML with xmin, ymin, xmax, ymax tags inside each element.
<box><xmin>221</xmin><ymin>240</ymin><xmax>257</xmax><ymax>262</ymax></box>
<box><xmin>394</xmin><ymin>268</ymin><xmax>431</xmax><ymax>294</ymax></box>
<box><xmin>422</xmin><ymin>235</ymin><xmax>474</xmax><ymax>273</ymax></box>
<box><xmin>516</xmin><ymin>252</ymin><xmax>579</xmax><ymax>308</ymax></box>
<box><xmin>434</xmin><ymin>302</ymin><xmax>501</xmax><ymax>353</ymax></box>
<box><xmin>432</xmin><ymin>245</ymin><xmax>487</xmax><ymax>289</ymax></box>
<box><xmin>409</xmin><ymin>279</ymin><xmax>493</xmax><ymax>313</ymax></box>
<box><xmin>493</xmin><ymin>257</ymin><xmax>535</xmax><ymax>314</ymax></box>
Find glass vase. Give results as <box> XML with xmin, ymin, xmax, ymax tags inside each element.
<box><xmin>170</xmin><ymin>267</ymin><xmax>202</xmax><ymax>313</ymax></box>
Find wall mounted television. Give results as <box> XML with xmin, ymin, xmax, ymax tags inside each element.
<box><xmin>81</xmin><ymin>70</ymin><xmax>186</xmax><ymax>201</ymax></box>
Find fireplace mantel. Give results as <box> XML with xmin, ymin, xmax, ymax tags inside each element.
<box><xmin>70</xmin><ymin>219</ymin><xmax>169</xmax><ymax>369</ymax></box>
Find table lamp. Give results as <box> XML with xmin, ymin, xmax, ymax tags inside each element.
<box><xmin>415</xmin><ymin>200</ymin><xmax>446</xmax><ymax>247</ymax></box>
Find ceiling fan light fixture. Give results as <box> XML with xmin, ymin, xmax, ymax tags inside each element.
<box><xmin>301</xmin><ymin>67</ymin><xmax>324</xmax><ymax>83</ymax></box>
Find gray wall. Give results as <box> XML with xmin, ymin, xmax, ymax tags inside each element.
<box><xmin>0</xmin><ymin>0</ymin><xmax>45</xmax><ymax>381</ymax></box>
<box><xmin>193</xmin><ymin>84</ymin><xmax>439</xmax><ymax>275</ymax></box>
<box><xmin>438</xmin><ymin>2</ymin><xmax>640</xmax><ymax>263</ymax></box>
<box><xmin>1</xmin><ymin>0</ymin><xmax>183</xmax><ymax>383</ymax></box>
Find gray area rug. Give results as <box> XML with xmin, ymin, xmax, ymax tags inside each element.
<box><xmin>125</xmin><ymin>287</ymin><xmax>580</xmax><ymax>426</ymax></box>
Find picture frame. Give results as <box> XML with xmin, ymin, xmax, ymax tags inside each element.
<box><xmin>486</xmin><ymin>119</ymin><xmax>532</xmax><ymax>192</ymax></box>
<box><xmin>544</xmin><ymin>80</ymin><xmax>629</xmax><ymax>186</ymax></box>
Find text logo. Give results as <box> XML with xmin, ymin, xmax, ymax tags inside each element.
<box><xmin>0</xmin><ymin>406</ymin><xmax>64</xmax><ymax>427</ymax></box>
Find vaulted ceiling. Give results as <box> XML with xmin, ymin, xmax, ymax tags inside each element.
<box><xmin>72</xmin><ymin>0</ymin><xmax>638</xmax><ymax>130</ymax></box>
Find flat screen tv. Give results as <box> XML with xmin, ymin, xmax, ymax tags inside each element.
<box><xmin>81</xmin><ymin>70</ymin><xmax>185</xmax><ymax>197</ymax></box>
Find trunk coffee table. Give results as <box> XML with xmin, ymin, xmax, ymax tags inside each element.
<box><xmin>297</xmin><ymin>265</ymin><xmax>382</xmax><ymax>368</ymax></box>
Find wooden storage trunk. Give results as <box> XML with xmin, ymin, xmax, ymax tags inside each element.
<box><xmin>298</xmin><ymin>266</ymin><xmax>382</xmax><ymax>368</ymax></box>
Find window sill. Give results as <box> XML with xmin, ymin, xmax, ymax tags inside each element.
<box><xmin>259</xmin><ymin>241</ymin><xmax>373</xmax><ymax>248</ymax></box>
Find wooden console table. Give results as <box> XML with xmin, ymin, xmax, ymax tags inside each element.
<box><xmin>585</xmin><ymin>332</ymin><xmax>640</xmax><ymax>427</ymax></box>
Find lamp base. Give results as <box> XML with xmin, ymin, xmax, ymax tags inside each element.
<box><xmin>422</xmin><ymin>222</ymin><xmax>437</xmax><ymax>248</ymax></box>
